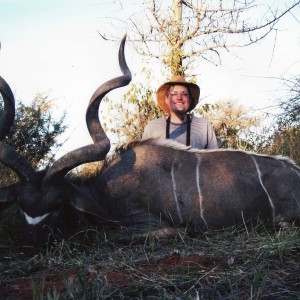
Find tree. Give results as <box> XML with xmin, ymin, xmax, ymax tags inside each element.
<box><xmin>0</xmin><ymin>93</ymin><xmax>66</xmax><ymax>185</ymax></box>
<box><xmin>195</xmin><ymin>99</ymin><xmax>261</xmax><ymax>149</ymax></box>
<box><xmin>262</xmin><ymin>75</ymin><xmax>300</xmax><ymax>164</ymax></box>
<box><xmin>102</xmin><ymin>0</ymin><xmax>300</xmax><ymax>76</ymax></box>
<box><xmin>101</xmin><ymin>68</ymin><xmax>163</xmax><ymax>147</ymax></box>
<box><xmin>99</xmin><ymin>1</ymin><xmax>299</xmax><ymax>146</ymax></box>
<box><xmin>276</xmin><ymin>76</ymin><xmax>300</xmax><ymax>129</ymax></box>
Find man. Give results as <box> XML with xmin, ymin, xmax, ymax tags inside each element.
<box><xmin>142</xmin><ymin>75</ymin><xmax>218</xmax><ymax>149</ymax></box>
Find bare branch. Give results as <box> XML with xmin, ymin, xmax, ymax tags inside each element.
<box><xmin>99</xmin><ymin>0</ymin><xmax>300</xmax><ymax>75</ymax></box>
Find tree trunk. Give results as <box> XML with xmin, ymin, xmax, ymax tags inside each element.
<box><xmin>170</xmin><ymin>0</ymin><xmax>183</xmax><ymax>76</ymax></box>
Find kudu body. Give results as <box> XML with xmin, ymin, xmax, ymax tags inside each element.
<box><xmin>0</xmin><ymin>36</ymin><xmax>299</xmax><ymax>247</ymax></box>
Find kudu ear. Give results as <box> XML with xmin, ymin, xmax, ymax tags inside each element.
<box><xmin>43</xmin><ymin>34</ymin><xmax>132</xmax><ymax>185</ymax></box>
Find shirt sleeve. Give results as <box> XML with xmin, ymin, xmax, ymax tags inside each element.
<box><xmin>206</xmin><ymin>121</ymin><xmax>219</xmax><ymax>149</ymax></box>
<box><xmin>142</xmin><ymin>118</ymin><xmax>166</xmax><ymax>141</ymax></box>
<box><xmin>142</xmin><ymin>123</ymin><xmax>151</xmax><ymax>140</ymax></box>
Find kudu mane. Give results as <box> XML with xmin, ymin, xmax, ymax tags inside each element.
<box><xmin>115</xmin><ymin>137</ymin><xmax>298</xmax><ymax>167</ymax></box>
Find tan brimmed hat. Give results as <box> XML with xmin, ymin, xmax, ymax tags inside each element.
<box><xmin>157</xmin><ymin>75</ymin><xmax>200</xmax><ymax>114</ymax></box>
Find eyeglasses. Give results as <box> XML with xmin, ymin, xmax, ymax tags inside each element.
<box><xmin>169</xmin><ymin>91</ymin><xmax>189</xmax><ymax>97</ymax></box>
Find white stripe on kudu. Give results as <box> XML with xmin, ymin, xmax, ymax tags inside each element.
<box><xmin>171</xmin><ymin>160</ymin><xmax>183</xmax><ymax>224</ymax></box>
<box><xmin>251</xmin><ymin>156</ymin><xmax>276</xmax><ymax>221</ymax></box>
<box><xmin>196</xmin><ymin>156</ymin><xmax>208</xmax><ymax>228</ymax></box>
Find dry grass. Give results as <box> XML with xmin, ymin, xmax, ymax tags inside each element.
<box><xmin>0</xmin><ymin>215</ymin><xmax>299</xmax><ymax>299</ymax></box>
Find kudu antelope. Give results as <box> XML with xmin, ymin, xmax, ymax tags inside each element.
<box><xmin>0</xmin><ymin>36</ymin><xmax>300</xmax><ymax>248</ymax></box>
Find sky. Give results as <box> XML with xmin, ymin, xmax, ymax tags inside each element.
<box><xmin>0</xmin><ymin>0</ymin><xmax>300</xmax><ymax>158</ymax></box>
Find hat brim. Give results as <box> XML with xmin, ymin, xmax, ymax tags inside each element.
<box><xmin>157</xmin><ymin>81</ymin><xmax>200</xmax><ymax>114</ymax></box>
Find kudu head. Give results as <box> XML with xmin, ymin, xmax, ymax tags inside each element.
<box><xmin>0</xmin><ymin>35</ymin><xmax>132</xmax><ymax>247</ymax></box>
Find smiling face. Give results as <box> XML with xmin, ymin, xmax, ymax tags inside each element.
<box><xmin>165</xmin><ymin>85</ymin><xmax>191</xmax><ymax>119</ymax></box>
